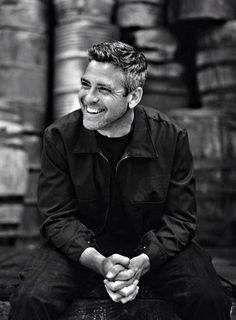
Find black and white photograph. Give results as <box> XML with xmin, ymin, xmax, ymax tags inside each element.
<box><xmin>0</xmin><ymin>1</ymin><xmax>236</xmax><ymax>319</ymax></box>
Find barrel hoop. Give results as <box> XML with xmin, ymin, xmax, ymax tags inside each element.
<box><xmin>143</xmin><ymin>87</ymin><xmax>188</xmax><ymax>95</ymax></box>
<box><xmin>117</xmin><ymin>0</ymin><xmax>165</xmax><ymax>5</ymax></box>
<box><xmin>54</xmin><ymin>87</ymin><xmax>80</xmax><ymax>95</ymax></box>
<box><xmin>55</xmin><ymin>51</ymin><xmax>89</xmax><ymax>60</ymax></box>
<box><xmin>0</xmin><ymin>24</ymin><xmax>46</xmax><ymax>34</ymax></box>
<box><xmin>0</xmin><ymin>61</ymin><xmax>47</xmax><ymax>71</ymax></box>
<box><xmin>29</xmin><ymin>164</ymin><xmax>41</xmax><ymax>172</ymax></box>
<box><xmin>0</xmin><ymin>197</ymin><xmax>24</xmax><ymax>203</ymax></box>
<box><xmin>197</xmin><ymin>49</ymin><xmax>236</xmax><ymax>67</ymax></box>
<box><xmin>24</xmin><ymin>197</ymin><xmax>38</xmax><ymax>205</ymax></box>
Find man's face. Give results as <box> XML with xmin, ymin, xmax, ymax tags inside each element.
<box><xmin>78</xmin><ymin>60</ymin><xmax>131</xmax><ymax>131</ymax></box>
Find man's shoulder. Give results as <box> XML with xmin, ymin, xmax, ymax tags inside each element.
<box><xmin>138</xmin><ymin>105</ymin><xmax>183</xmax><ymax>133</ymax></box>
<box><xmin>44</xmin><ymin>109</ymin><xmax>82</xmax><ymax>138</ymax></box>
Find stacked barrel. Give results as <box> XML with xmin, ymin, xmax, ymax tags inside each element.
<box><xmin>0</xmin><ymin>0</ymin><xmax>49</xmax><ymax>243</ymax></box>
<box><xmin>53</xmin><ymin>0</ymin><xmax>119</xmax><ymax>120</ymax></box>
<box><xmin>168</xmin><ymin>0</ymin><xmax>236</xmax><ymax>246</ymax></box>
<box><xmin>115</xmin><ymin>0</ymin><xmax>189</xmax><ymax>113</ymax></box>
<box><xmin>0</xmin><ymin>104</ymin><xmax>28</xmax><ymax>244</ymax></box>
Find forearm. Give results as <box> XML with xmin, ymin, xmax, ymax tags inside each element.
<box><xmin>79</xmin><ymin>247</ymin><xmax>106</xmax><ymax>276</ymax></box>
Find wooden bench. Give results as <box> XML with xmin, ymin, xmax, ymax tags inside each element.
<box><xmin>59</xmin><ymin>298</ymin><xmax>180</xmax><ymax>320</ymax></box>
<box><xmin>1</xmin><ymin>297</ymin><xmax>236</xmax><ymax>320</ymax></box>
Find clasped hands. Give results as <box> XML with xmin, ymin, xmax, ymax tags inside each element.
<box><xmin>102</xmin><ymin>253</ymin><xmax>150</xmax><ymax>304</ymax></box>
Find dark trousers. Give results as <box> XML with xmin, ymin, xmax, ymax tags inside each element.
<box><xmin>8</xmin><ymin>240</ymin><xmax>231</xmax><ymax>320</ymax></box>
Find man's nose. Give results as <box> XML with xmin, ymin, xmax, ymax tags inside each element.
<box><xmin>85</xmin><ymin>88</ymin><xmax>99</xmax><ymax>103</ymax></box>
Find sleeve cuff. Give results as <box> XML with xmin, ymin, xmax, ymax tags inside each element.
<box><xmin>65</xmin><ymin>231</ymin><xmax>97</xmax><ymax>262</ymax></box>
<box><xmin>137</xmin><ymin>230</ymin><xmax>170</xmax><ymax>270</ymax></box>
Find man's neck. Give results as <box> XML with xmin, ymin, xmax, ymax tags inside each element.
<box><xmin>98</xmin><ymin>109</ymin><xmax>134</xmax><ymax>138</ymax></box>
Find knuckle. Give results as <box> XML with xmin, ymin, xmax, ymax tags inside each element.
<box><xmin>122</xmin><ymin>288</ymin><xmax>129</xmax><ymax>297</ymax></box>
<box><xmin>113</xmin><ymin>295</ymin><xmax>120</xmax><ymax>303</ymax></box>
<box><xmin>111</xmin><ymin>284</ymin><xmax>117</xmax><ymax>291</ymax></box>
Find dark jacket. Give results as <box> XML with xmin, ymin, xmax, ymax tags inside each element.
<box><xmin>38</xmin><ymin>105</ymin><xmax>196</xmax><ymax>270</ymax></box>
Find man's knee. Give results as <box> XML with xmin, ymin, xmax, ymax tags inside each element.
<box><xmin>12</xmin><ymin>282</ymin><xmax>50</xmax><ymax>308</ymax></box>
<box><xmin>10</xmin><ymin>281</ymin><xmax>68</xmax><ymax>319</ymax></box>
<box><xmin>190</xmin><ymin>280</ymin><xmax>230</xmax><ymax>310</ymax></box>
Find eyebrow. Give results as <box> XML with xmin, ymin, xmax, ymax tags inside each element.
<box><xmin>81</xmin><ymin>77</ymin><xmax>90</xmax><ymax>84</ymax></box>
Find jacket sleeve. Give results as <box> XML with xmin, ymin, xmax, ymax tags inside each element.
<box><xmin>139</xmin><ymin>129</ymin><xmax>197</xmax><ymax>270</ymax></box>
<box><xmin>38</xmin><ymin>128</ymin><xmax>95</xmax><ymax>262</ymax></box>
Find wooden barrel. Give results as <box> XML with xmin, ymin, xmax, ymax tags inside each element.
<box><xmin>0</xmin><ymin>1</ymin><xmax>49</xmax><ymax>245</ymax></box>
<box><xmin>53</xmin><ymin>21</ymin><xmax>119</xmax><ymax>119</ymax></box>
<box><xmin>0</xmin><ymin>0</ymin><xmax>48</xmax><ymax>33</ymax></box>
<box><xmin>116</xmin><ymin>0</ymin><xmax>166</xmax><ymax>28</ymax></box>
<box><xmin>0</xmin><ymin>0</ymin><xmax>49</xmax><ymax>132</ymax></box>
<box><xmin>124</xmin><ymin>28</ymin><xmax>178</xmax><ymax>62</ymax></box>
<box><xmin>54</xmin><ymin>0</ymin><xmax>116</xmax><ymax>24</ymax></box>
<box><xmin>23</xmin><ymin>134</ymin><xmax>42</xmax><ymax>209</ymax></box>
<box><xmin>54</xmin><ymin>91</ymin><xmax>80</xmax><ymax>120</ymax></box>
<box><xmin>0</xmin><ymin>105</ymin><xmax>29</xmax><ymax>244</ymax></box>
<box><xmin>196</xmin><ymin>21</ymin><xmax>236</xmax><ymax>110</ymax></box>
<box><xmin>54</xmin><ymin>56</ymin><xmax>88</xmax><ymax>95</ymax></box>
<box><xmin>142</xmin><ymin>62</ymin><xmax>189</xmax><ymax>112</ymax></box>
<box><xmin>169</xmin><ymin>109</ymin><xmax>236</xmax><ymax>246</ymax></box>
<box><xmin>16</xmin><ymin>133</ymin><xmax>43</xmax><ymax>242</ymax></box>
<box><xmin>168</xmin><ymin>0</ymin><xmax>236</xmax><ymax>23</ymax></box>
<box><xmin>55</xmin><ymin>21</ymin><xmax>119</xmax><ymax>57</ymax></box>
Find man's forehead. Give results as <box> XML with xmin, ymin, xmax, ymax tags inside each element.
<box><xmin>83</xmin><ymin>60</ymin><xmax>125</xmax><ymax>85</ymax></box>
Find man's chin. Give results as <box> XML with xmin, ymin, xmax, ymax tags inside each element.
<box><xmin>83</xmin><ymin>119</ymin><xmax>100</xmax><ymax>131</ymax></box>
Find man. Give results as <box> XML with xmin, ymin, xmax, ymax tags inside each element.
<box><xmin>9</xmin><ymin>41</ymin><xmax>231</xmax><ymax>319</ymax></box>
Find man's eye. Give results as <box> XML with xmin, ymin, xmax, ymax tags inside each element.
<box><xmin>81</xmin><ymin>82</ymin><xmax>90</xmax><ymax>89</ymax></box>
<box><xmin>98</xmin><ymin>87</ymin><xmax>112</xmax><ymax>94</ymax></box>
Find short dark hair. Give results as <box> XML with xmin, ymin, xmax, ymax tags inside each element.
<box><xmin>88</xmin><ymin>41</ymin><xmax>148</xmax><ymax>94</ymax></box>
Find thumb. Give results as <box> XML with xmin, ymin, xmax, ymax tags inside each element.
<box><xmin>111</xmin><ymin>254</ymin><xmax>130</xmax><ymax>267</ymax></box>
<box><xmin>106</xmin><ymin>264</ymin><xmax>125</xmax><ymax>280</ymax></box>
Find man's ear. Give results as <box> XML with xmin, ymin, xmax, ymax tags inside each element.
<box><xmin>127</xmin><ymin>87</ymin><xmax>143</xmax><ymax>109</ymax></box>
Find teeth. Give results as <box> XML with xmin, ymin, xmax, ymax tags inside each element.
<box><xmin>86</xmin><ymin>106</ymin><xmax>104</xmax><ymax>114</ymax></box>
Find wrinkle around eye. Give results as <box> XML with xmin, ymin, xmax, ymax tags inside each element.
<box><xmin>81</xmin><ymin>83</ymin><xmax>91</xmax><ymax>90</ymax></box>
<box><xmin>98</xmin><ymin>87</ymin><xmax>112</xmax><ymax>95</ymax></box>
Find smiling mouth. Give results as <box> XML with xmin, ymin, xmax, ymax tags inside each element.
<box><xmin>86</xmin><ymin>106</ymin><xmax>106</xmax><ymax>114</ymax></box>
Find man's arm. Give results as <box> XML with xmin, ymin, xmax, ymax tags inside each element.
<box><xmin>79</xmin><ymin>247</ymin><xmax>131</xmax><ymax>278</ymax></box>
<box><xmin>138</xmin><ymin>129</ymin><xmax>197</xmax><ymax>270</ymax></box>
<box><xmin>38</xmin><ymin>128</ymin><xmax>95</xmax><ymax>262</ymax></box>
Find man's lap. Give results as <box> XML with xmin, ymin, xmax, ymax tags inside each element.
<box><xmin>16</xmin><ymin>239</ymin><xmax>227</xmax><ymax>301</ymax></box>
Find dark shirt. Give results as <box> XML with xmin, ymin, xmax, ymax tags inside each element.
<box><xmin>96</xmin><ymin>131</ymin><xmax>139</xmax><ymax>256</ymax></box>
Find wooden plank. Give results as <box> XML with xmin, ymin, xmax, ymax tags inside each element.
<box><xmin>59</xmin><ymin>298</ymin><xmax>180</xmax><ymax>320</ymax></box>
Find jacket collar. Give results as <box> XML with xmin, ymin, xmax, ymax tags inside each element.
<box><xmin>72</xmin><ymin>106</ymin><xmax>158</xmax><ymax>159</ymax></box>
